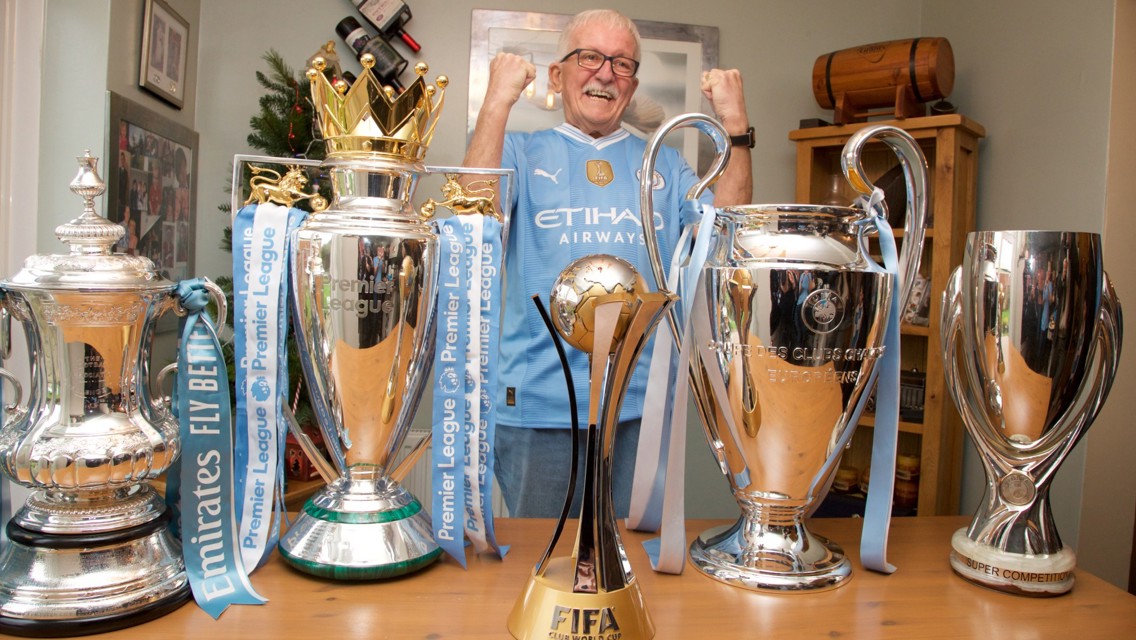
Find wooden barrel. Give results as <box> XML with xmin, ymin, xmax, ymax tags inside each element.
<box><xmin>812</xmin><ymin>38</ymin><xmax>954</xmax><ymax>111</ymax></box>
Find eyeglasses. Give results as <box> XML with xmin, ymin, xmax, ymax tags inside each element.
<box><xmin>559</xmin><ymin>48</ymin><xmax>640</xmax><ymax>77</ymax></box>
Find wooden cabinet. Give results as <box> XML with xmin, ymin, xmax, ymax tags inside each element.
<box><xmin>789</xmin><ymin>114</ymin><xmax>986</xmax><ymax>516</ymax></box>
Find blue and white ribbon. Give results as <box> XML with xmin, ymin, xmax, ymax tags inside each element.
<box><xmin>627</xmin><ymin>201</ymin><xmax>713</xmax><ymax>536</ymax></box>
<box><xmin>431</xmin><ymin>215</ymin><xmax>508</xmax><ymax>566</ymax></box>
<box><xmin>168</xmin><ymin>279</ymin><xmax>266</xmax><ymax>619</ymax></box>
<box><xmin>629</xmin><ymin>201</ymin><xmax>715</xmax><ymax>573</ymax></box>
<box><xmin>231</xmin><ymin>203</ymin><xmax>307</xmax><ymax>571</ymax></box>
<box><xmin>432</xmin><ymin>218</ymin><xmax>470</xmax><ymax>566</ymax></box>
<box><xmin>857</xmin><ymin>188</ymin><xmax>901</xmax><ymax>574</ymax></box>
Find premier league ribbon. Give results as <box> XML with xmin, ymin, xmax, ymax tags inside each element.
<box><xmin>431</xmin><ymin>213</ymin><xmax>508</xmax><ymax>566</ymax></box>
<box><xmin>231</xmin><ymin>202</ymin><xmax>307</xmax><ymax>571</ymax></box>
<box><xmin>167</xmin><ymin>279</ymin><xmax>266</xmax><ymax>619</ymax></box>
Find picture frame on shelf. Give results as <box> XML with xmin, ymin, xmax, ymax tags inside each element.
<box><xmin>105</xmin><ymin>91</ymin><xmax>198</xmax><ymax>287</ymax></box>
<box><xmin>139</xmin><ymin>0</ymin><xmax>190</xmax><ymax>108</ymax></box>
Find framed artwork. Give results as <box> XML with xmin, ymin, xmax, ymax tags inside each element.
<box><xmin>468</xmin><ymin>9</ymin><xmax>720</xmax><ymax>172</ymax></box>
<box><xmin>139</xmin><ymin>0</ymin><xmax>189</xmax><ymax>108</ymax></box>
<box><xmin>105</xmin><ymin>91</ymin><xmax>198</xmax><ymax>284</ymax></box>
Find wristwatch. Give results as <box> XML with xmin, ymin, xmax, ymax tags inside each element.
<box><xmin>730</xmin><ymin>126</ymin><xmax>755</xmax><ymax>149</ymax></box>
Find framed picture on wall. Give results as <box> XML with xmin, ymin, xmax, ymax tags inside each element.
<box><xmin>139</xmin><ymin>0</ymin><xmax>189</xmax><ymax>108</ymax></box>
<box><xmin>468</xmin><ymin>9</ymin><xmax>720</xmax><ymax>173</ymax></box>
<box><xmin>105</xmin><ymin>91</ymin><xmax>198</xmax><ymax>284</ymax></box>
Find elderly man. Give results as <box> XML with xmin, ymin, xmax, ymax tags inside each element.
<box><xmin>464</xmin><ymin>9</ymin><xmax>752</xmax><ymax>517</ymax></box>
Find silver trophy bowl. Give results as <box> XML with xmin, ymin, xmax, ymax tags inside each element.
<box><xmin>941</xmin><ymin>230</ymin><xmax>1122</xmax><ymax>595</ymax></box>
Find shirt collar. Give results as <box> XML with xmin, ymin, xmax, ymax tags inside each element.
<box><xmin>554</xmin><ymin>123</ymin><xmax>630</xmax><ymax>150</ymax></box>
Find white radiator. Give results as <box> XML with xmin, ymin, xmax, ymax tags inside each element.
<box><xmin>400</xmin><ymin>429</ymin><xmax>509</xmax><ymax>517</ymax></box>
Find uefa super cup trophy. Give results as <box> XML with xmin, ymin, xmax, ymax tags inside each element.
<box><xmin>275</xmin><ymin>55</ymin><xmax>448</xmax><ymax>579</ymax></box>
<box><xmin>508</xmin><ymin>255</ymin><xmax>674</xmax><ymax>640</ymax></box>
<box><xmin>641</xmin><ymin>115</ymin><xmax>928</xmax><ymax>591</ymax></box>
<box><xmin>0</xmin><ymin>153</ymin><xmax>222</xmax><ymax>635</ymax></box>
<box><xmin>941</xmin><ymin>230</ymin><xmax>1122</xmax><ymax>595</ymax></box>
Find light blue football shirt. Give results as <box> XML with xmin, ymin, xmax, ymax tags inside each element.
<box><xmin>497</xmin><ymin>123</ymin><xmax>708</xmax><ymax>429</ymax></box>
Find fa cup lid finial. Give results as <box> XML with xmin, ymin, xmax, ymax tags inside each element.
<box><xmin>53</xmin><ymin>150</ymin><xmax>126</xmax><ymax>255</ymax></box>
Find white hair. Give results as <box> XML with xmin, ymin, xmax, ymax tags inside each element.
<box><xmin>556</xmin><ymin>9</ymin><xmax>641</xmax><ymax>60</ymax></box>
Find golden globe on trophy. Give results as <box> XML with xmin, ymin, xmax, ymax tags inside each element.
<box><xmin>508</xmin><ymin>255</ymin><xmax>674</xmax><ymax>640</ymax></box>
<box><xmin>941</xmin><ymin>230</ymin><xmax>1122</xmax><ymax>595</ymax></box>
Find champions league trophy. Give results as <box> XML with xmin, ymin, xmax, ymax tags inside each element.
<box><xmin>0</xmin><ymin>153</ymin><xmax>223</xmax><ymax>635</ymax></box>
<box><xmin>276</xmin><ymin>55</ymin><xmax>448</xmax><ymax>579</ymax></box>
<box><xmin>941</xmin><ymin>231</ymin><xmax>1122</xmax><ymax>595</ymax></box>
<box><xmin>508</xmin><ymin>255</ymin><xmax>674</xmax><ymax>640</ymax></box>
<box><xmin>641</xmin><ymin>115</ymin><xmax>928</xmax><ymax>591</ymax></box>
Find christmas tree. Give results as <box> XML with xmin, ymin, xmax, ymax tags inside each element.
<box><xmin>217</xmin><ymin>49</ymin><xmax>331</xmax><ymax>426</ymax></box>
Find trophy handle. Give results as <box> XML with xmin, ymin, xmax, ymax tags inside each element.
<box><xmin>640</xmin><ymin>113</ymin><xmax>730</xmax><ymax>301</ymax></box>
<box><xmin>0</xmin><ymin>367</ymin><xmax>25</xmax><ymax>419</ymax></box>
<box><xmin>842</xmin><ymin>125</ymin><xmax>929</xmax><ymax>309</ymax></box>
<box><xmin>173</xmin><ymin>277</ymin><xmax>228</xmax><ymax>329</ymax></box>
<box><xmin>639</xmin><ymin>114</ymin><xmax>733</xmax><ymax>477</ymax></box>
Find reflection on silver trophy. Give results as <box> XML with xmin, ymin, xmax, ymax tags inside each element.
<box><xmin>508</xmin><ymin>255</ymin><xmax>673</xmax><ymax>640</ymax></box>
<box><xmin>941</xmin><ymin>230</ymin><xmax>1122</xmax><ymax>596</ymax></box>
<box><xmin>642</xmin><ymin>115</ymin><xmax>928</xmax><ymax>591</ymax></box>
<box><xmin>275</xmin><ymin>56</ymin><xmax>446</xmax><ymax>579</ymax></box>
<box><xmin>0</xmin><ymin>153</ymin><xmax>221</xmax><ymax>634</ymax></box>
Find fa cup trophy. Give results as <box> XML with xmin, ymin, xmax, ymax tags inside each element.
<box><xmin>508</xmin><ymin>255</ymin><xmax>674</xmax><ymax>640</ymax></box>
<box><xmin>641</xmin><ymin>115</ymin><xmax>928</xmax><ymax>591</ymax></box>
<box><xmin>941</xmin><ymin>231</ymin><xmax>1122</xmax><ymax>595</ymax></box>
<box><xmin>0</xmin><ymin>153</ymin><xmax>222</xmax><ymax>635</ymax></box>
<box><xmin>276</xmin><ymin>55</ymin><xmax>446</xmax><ymax>579</ymax></box>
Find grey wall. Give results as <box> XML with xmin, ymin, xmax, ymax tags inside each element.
<box><xmin>30</xmin><ymin>0</ymin><xmax>1131</xmax><ymax>588</ymax></box>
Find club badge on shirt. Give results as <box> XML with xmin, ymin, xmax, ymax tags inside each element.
<box><xmin>586</xmin><ymin>160</ymin><xmax>614</xmax><ymax>187</ymax></box>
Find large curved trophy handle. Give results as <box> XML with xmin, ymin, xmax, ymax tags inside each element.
<box><xmin>841</xmin><ymin>125</ymin><xmax>928</xmax><ymax>309</ymax></box>
<box><xmin>640</xmin><ymin>113</ymin><xmax>730</xmax><ymax>307</ymax></box>
<box><xmin>640</xmin><ymin>113</ymin><xmax>733</xmax><ymax>474</ymax></box>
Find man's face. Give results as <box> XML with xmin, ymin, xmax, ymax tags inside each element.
<box><xmin>549</xmin><ymin>22</ymin><xmax>639</xmax><ymax>138</ymax></box>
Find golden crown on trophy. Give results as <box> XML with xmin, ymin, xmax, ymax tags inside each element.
<box><xmin>307</xmin><ymin>54</ymin><xmax>446</xmax><ymax>161</ymax></box>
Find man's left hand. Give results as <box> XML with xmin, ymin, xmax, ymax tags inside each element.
<box><xmin>701</xmin><ymin>69</ymin><xmax>749</xmax><ymax>135</ymax></box>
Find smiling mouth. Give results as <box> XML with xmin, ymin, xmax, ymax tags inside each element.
<box><xmin>584</xmin><ymin>85</ymin><xmax>617</xmax><ymax>101</ymax></box>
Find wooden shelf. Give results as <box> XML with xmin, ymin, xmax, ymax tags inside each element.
<box><xmin>858</xmin><ymin>413</ymin><xmax>924</xmax><ymax>435</ymax></box>
<box><xmin>792</xmin><ymin>114</ymin><xmax>985</xmax><ymax>516</ymax></box>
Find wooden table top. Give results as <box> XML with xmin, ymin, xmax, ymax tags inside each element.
<box><xmin>6</xmin><ymin>516</ymin><xmax>1133</xmax><ymax>639</ymax></box>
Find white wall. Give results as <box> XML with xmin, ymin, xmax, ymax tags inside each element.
<box><xmin>17</xmin><ymin>0</ymin><xmax>1132</xmax><ymax>588</ymax></box>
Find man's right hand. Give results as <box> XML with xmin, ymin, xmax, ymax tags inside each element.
<box><xmin>484</xmin><ymin>52</ymin><xmax>537</xmax><ymax>109</ymax></box>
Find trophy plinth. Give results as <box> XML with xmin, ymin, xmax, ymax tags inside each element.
<box><xmin>279</xmin><ymin>477</ymin><xmax>440</xmax><ymax>580</ymax></box>
<box><xmin>689</xmin><ymin>511</ymin><xmax>850</xmax><ymax>592</ymax></box>
<box><xmin>508</xmin><ymin>255</ymin><xmax>672</xmax><ymax>640</ymax></box>
<box><xmin>941</xmin><ymin>230</ymin><xmax>1122</xmax><ymax>597</ymax></box>
<box><xmin>508</xmin><ymin>557</ymin><xmax>653</xmax><ymax>640</ymax></box>
<box><xmin>0</xmin><ymin>153</ymin><xmax>216</xmax><ymax>635</ymax></box>
<box><xmin>949</xmin><ymin>529</ymin><xmax>1076</xmax><ymax>596</ymax></box>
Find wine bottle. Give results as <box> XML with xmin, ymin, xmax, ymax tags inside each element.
<box><xmin>353</xmin><ymin>0</ymin><xmax>421</xmax><ymax>53</ymax></box>
<box><xmin>335</xmin><ymin>16</ymin><xmax>406</xmax><ymax>92</ymax></box>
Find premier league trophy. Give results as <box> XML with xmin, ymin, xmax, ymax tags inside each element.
<box><xmin>276</xmin><ymin>55</ymin><xmax>447</xmax><ymax>579</ymax></box>
<box><xmin>641</xmin><ymin>115</ymin><xmax>928</xmax><ymax>591</ymax></box>
<box><xmin>508</xmin><ymin>255</ymin><xmax>674</xmax><ymax>640</ymax></box>
<box><xmin>941</xmin><ymin>231</ymin><xmax>1122</xmax><ymax>595</ymax></box>
<box><xmin>0</xmin><ymin>153</ymin><xmax>222</xmax><ymax>635</ymax></box>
